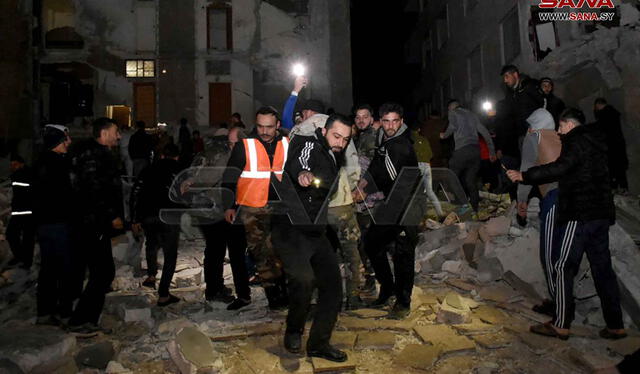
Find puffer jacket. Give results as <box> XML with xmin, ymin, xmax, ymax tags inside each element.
<box><xmin>523</xmin><ymin>124</ymin><xmax>615</xmax><ymax>225</ymax></box>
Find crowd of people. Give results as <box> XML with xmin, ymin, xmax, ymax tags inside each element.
<box><xmin>2</xmin><ymin>64</ymin><xmax>634</xmax><ymax>367</ymax></box>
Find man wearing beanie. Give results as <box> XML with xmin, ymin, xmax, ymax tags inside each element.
<box><xmin>68</xmin><ymin>117</ymin><xmax>124</xmax><ymax>335</ymax></box>
<box><xmin>539</xmin><ymin>77</ymin><xmax>565</xmax><ymax>129</ymax></box>
<box><xmin>32</xmin><ymin>125</ymin><xmax>75</xmax><ymax>325</ymax></box>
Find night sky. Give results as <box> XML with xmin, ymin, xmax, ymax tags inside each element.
<box><xmin>350</xmin><ymin>0</ymin><xmax>420</xmax><ymax>121</ymax></box>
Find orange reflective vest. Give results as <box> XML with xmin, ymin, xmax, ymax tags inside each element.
<box><xmin>236</xmin><ymin>137</ymin><xmax>290</xmax><ymax>207</ymax></box>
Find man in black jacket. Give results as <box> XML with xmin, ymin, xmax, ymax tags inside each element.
<box><xmin>508</xmin><ymin>108</ymin><xmax>625</xmax><ymax>341</ymax></box>
<box><xmin>539</xmin><ymin>77</ymin><xmax>566</xmax><ymax>129</ymax></box>
<box><xmin>6</xmin><ymin>154</ymin><xmax>35</xmax><ymax>269</ymax></box>
<box><xmin>68</xmin><ymin>117</ymin><xmax>124</xmax><ymax>334</ymax></box>
<box><xmin>131</xmin><ymin>143</ymin><xmax>183</xmax><ymax>306</ymax></box>
<box><xmin>501</xmin><ymin>65</ymin><xmax>544</xmax><ymax>136</ymax></box>
<box><xmin>33</xmin><ymin>125</ymin><xmax>74</xmax><ymax>325</ymax></box>
<box><xmin>128</xmin><ymin>120</ymin><xmax>154</xmax><ymax>177</ymax></box>
<box><xmin>358</xmin><ymin>103</ymin><xmax>420</xmax><ymax>320</ymax></box>
<box><xmin>272</xmin><ymin>114</ymin><xmax>352</xmax><ymax>362</ymax></box>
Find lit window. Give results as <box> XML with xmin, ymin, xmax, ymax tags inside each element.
<box><xmin>126</xmin><ymin>60</ymin><xmax>155</xmax><ymax>77</ymax></box>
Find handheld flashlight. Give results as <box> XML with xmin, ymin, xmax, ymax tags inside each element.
<box><xmin>313</xmin><ymin>178</ymin><xmax>321</xmax><ymax>188</ymax></box>
<box><xmin>482</xmin><ymin>101</ymin><xmax>493</xmax><ymax>112</ymax></box>
<box><xmin>292</xmin><ymin>63</ymin><xmax>306</xmax><ymax>77</ymax></box>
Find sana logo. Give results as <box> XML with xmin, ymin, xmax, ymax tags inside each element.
<box><xmin>539</xmin><ymin>0</ymin><xmax>615</xmax><ymax>8</ymax></box>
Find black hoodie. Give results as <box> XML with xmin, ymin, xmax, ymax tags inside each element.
<box><xmin>523</xmin><ymin>125</ymin><xmax>614</xmax><ymax>224</ymax></box>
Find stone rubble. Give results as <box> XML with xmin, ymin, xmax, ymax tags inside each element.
<box><xmin>0</xmin><ymin>186</ymin><xmax>639</xmax><ymax>372</ymax></box>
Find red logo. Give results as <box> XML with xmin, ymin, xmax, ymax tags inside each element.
<box><xmin>539</xmin><ymin>0</ymin><xmax>615</xmax><ymax>8</ymax></box>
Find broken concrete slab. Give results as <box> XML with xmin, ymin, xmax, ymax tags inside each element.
<box><xmin>0</xmin><ymin>322</ymin><xmax>76</xmax><ymax>374</ymax></box>
<box><xmin>236</xmin><ymin>339</ymin><xmax>280</xmax><ymax>373</ymax></box>
<box><xmin>105</xmin><ymin>361</ymin><xmax>132</xmax><ymax>374</ymax></box>
<box><xmin>246</xmin><ymin>321</ymin><xmax>282</xmax><ymax>337</ymax></box>
<box><xmin>206</xmin><ymin>328</ymin><xmax>248</xmax><ymax>342</ymax></box>
<box><xmin>478</xmin><ymin>283</ymin><xmax>522</xmax><ymax>304</ymax></box>
<box><xmin>445</xmin><ymin>278</ymin><xmax>477</xmax><ymax>292</ymax></box>
<box><xmin>75</xmin><ymin>341</ymin><xmax>115</xmax><ymax>369</ymax></box>
<box><xmin>436</xmin><ymin>303</ymin><xmax>472</xmax><ymax>324</ymax></box>
<box><xmin>395</xmin><ymin>344</ymin><xmax>442</xmax><ymax>371</ymax></box>
<box><xmin>167</xmin><ymin>327</ymin><xmax>221</xmax><ymax>374</ymax></box>
<box><xmin>414</xmin><ymin>324</ymin><xmax>476</xmax><ymax>353</ymax></box>
<box><xmin>451</xmin><ymin>321</ymin><xmax>501</xmax><ymax>336</ymax></box>
<box><xmin>174</xmin><ymin>268</ymin><xmax>203</xmax><ymax>288</ymax></box>
<box><xmin>473</xmin><ymin>305</ymin><xmax>509</xmax><ymax>325</ymax></box>
<box><xmin>472</xmin><ymin>332</ymin><xmax>513</xmax><ymax>349</ymax></box>
<box><xmin>476</xmin><ymin>257</ymin><xmax>504</xmax><ymax>283</ymax></box>
<box><xmin>171</xmin><ymin>286</ymin><xmax>204</xmax><ymax>303</ymax></box>
<box><xmin>347</xmin><ymin>308</ymin><xmax>388</xmax><ymax>319</ymax></box>
<box><xmin>330</xmin><ymin>332</ymin><xmax>357</xmax><ymax>351</ymax></box>
<box><xmin>157</xmin><ymin>318</ymin><xmax>196</xmax><ymax>336</ymax></box>
<box><xmin>354</xmin><ymin>331</ymin><xmax>396</xmax><ymax>351</ymax></box>
<box><xmin>484</xmin><ymin>216</ymin><xmax>511</xmax><ymax>237</ymax></box>
<box><xmin>311</xmin><ymin>351</ymin><xmax>356</xmax><ymax>373</ymax></box>
<box><xmin>606</xmin><ymin>336</ymin><xmax>640</xmax><ymax>356</ymax></box>
<box><xmin>502</xmin><ymin>271</ymin><xmax>543</xmax><ymax>303</ymax></box>
<box><xmin>515</xmin><ymin>331</ymin><xmax>569</xmax><ymax>355</ymax></box>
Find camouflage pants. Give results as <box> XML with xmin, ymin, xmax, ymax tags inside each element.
<box><xmin>328</xmin><ymin>204</ymin><xmax>361</xmax><ymax>298</ymax></box>
<box><xmin>356</xmin><ymin>212</ymin><xmax>375</xmax><ymax>277</ymax></box>
<box><xmin>238</xmin><ymin>205</ymin><xmax>283</xmax><ymax>287</ymax></box>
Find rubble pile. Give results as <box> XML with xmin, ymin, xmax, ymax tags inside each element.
<box><xmin>0</xmin><ymin>191</ymin><xmax>639</xmax><ymax>372</ymax></box>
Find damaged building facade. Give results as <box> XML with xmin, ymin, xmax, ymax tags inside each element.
<box><xmin>1</xmin><ymin>0</ymin><xmax>352</xmax><ymax>160</ymax></box>
<box><xmin>408</xmin><ymin>0</ymin><xmax>640</xmax><ymax>194</ymax></box>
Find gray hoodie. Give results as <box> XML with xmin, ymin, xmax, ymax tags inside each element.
<box><xmin>442</xmin><ymin>107</ymin><xmax>495</xmax><ymax>156</ymax></box>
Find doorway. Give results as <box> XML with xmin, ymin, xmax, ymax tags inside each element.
<box><xmin>209</xmin><ymin>82</ymin><xmax>231</xmax><ymax>127</ymax></box>
<box><xmin>134</xmin><ymin>82</ymin><xmax>156</xmax><ymax>127</ymax></box>
<box><xmin>105</xmin><ymin>105</ymin><xmax>131</xmax><ymax>128</ymax></box>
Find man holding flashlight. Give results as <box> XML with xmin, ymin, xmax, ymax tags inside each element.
<box><xmin>272</xmin><ymin>113</ymin><xmax>353</xmax><ymax>362</ymax></box>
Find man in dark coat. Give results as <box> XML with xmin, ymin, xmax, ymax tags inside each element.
<box><xmin>358</xmin><ymin>103</ymin><xmax>420</xmax><ymax>320</ymax></box>
<box><xmin>539</xmin><ymin>77</ymin><xmax>566</xmax><ymax>129</ymax></box>
<box><xmin>131</xmin><ymin>143</ymin><xmax>183</xmax><ymax>307</ymax></box>
<box><xmin>501</xmin><ymin>65</ymin><xmax>544</xmax><ymax>137</ymax></box>
<box><xmin>272</xmin><ymin>114</ymin><xmax>353</xmax><ymax>362</ymax></box>
<box><xmin>507</xmin><ymin>108</ymin><xmax>626</xmax><ymax>341</ymax></box>
<box><xmin>33</xmin><ymin>125</ymin><xmax>75</xmax><ymax>325</ymax></box>
<box><xmin>593</xmin><ymin>98</ymin><xmax>629</xmax><ymax>194</ymax></box>
<box><xmin>128</xmin><ymin>120</ymin><xmax>154</xmax><ymax>177</ymax></box>
<box><xmin>6</xmin><ymin>154</ymin><xmax>35</xmax><ymax>269</ymax></box>
<box><xmin>68</xmin><ymin>117</ymin><xmax>124</xmax><ymax>334</ymax></box>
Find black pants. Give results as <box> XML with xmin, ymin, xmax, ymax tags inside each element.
<box><xmin>70</xmin><ymin>225</ymin><xmax>116</xmax><ymax>325</ymax></box>
<box><xmin>273</xmin><ymin>224</ymin><xmax>342</xmax><ymax>348</ymax></box>
<box><xmin>6</xmin><ymin>215</ymin><xmax>36</xmax><ymax>267</ymax></box>
<box><xmin>36</xmin><ymin>223</ymin><xmax>74</xmax><ymax>318</ymax></box>
<box><xmin>201</xmin><ymin>221</ymin><xmax>250</xmax><ymax>300</ymax></box>
<box><xmin>449</xmin><ymin>145</ymin><xmax>481</xmax><ymax>211</ymax></box>
<box><xmin>552</xmin><ymin>219</ymin><xmax>623</xmax><ymax>330</ymax></box>
<box><xmin>364</xmin><ymin>224</ymin><xmax>418</xmax><ymax>307</ymax></box>
<box><xmin>143</xmin><ymin>217</ymin><xmax>180</xmax><ymax>298</ymax></box>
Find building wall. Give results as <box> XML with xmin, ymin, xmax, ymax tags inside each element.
<box><xmin>38</xmin><ymin>0</ymin><xmax>352</xmax><ymax>133</ymax></box>
<box><xmin>0</xmin><ymin>0</ymin><xmax>34</xmax><ymax>161</ymax></box>
<box><xmin>419</xmin><ymin>0</ymin><xmax>640</xmax><ymax>194</ymax></box>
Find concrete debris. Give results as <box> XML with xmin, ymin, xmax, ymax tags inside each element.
<box><xmin>0</xmin><ymin>322</ymin><xmax>76</xmax><ymax>374</ymax></box>
<box><xmin>174</xmin><ymin>268</ymin><xmax>203</xmax><ymax>288</ymax></box>
<box><xmin>105</xmin><ymin>361</ymin><xmax>132</xmax><ymax>374</ymax></box>
<box><xmin>75</xmin><ymin>341</ymin><xmax>115</xmax><ymax>369</ymax></box>
<box><xmin>484</xmin><ymin>216</ymin><xmax>511</xmax><ymax>237</ymax></box>
<box><xmin>167</xmin><ymin>327</ymin><xmax>221</xmax><ymax>374</ymax></box>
